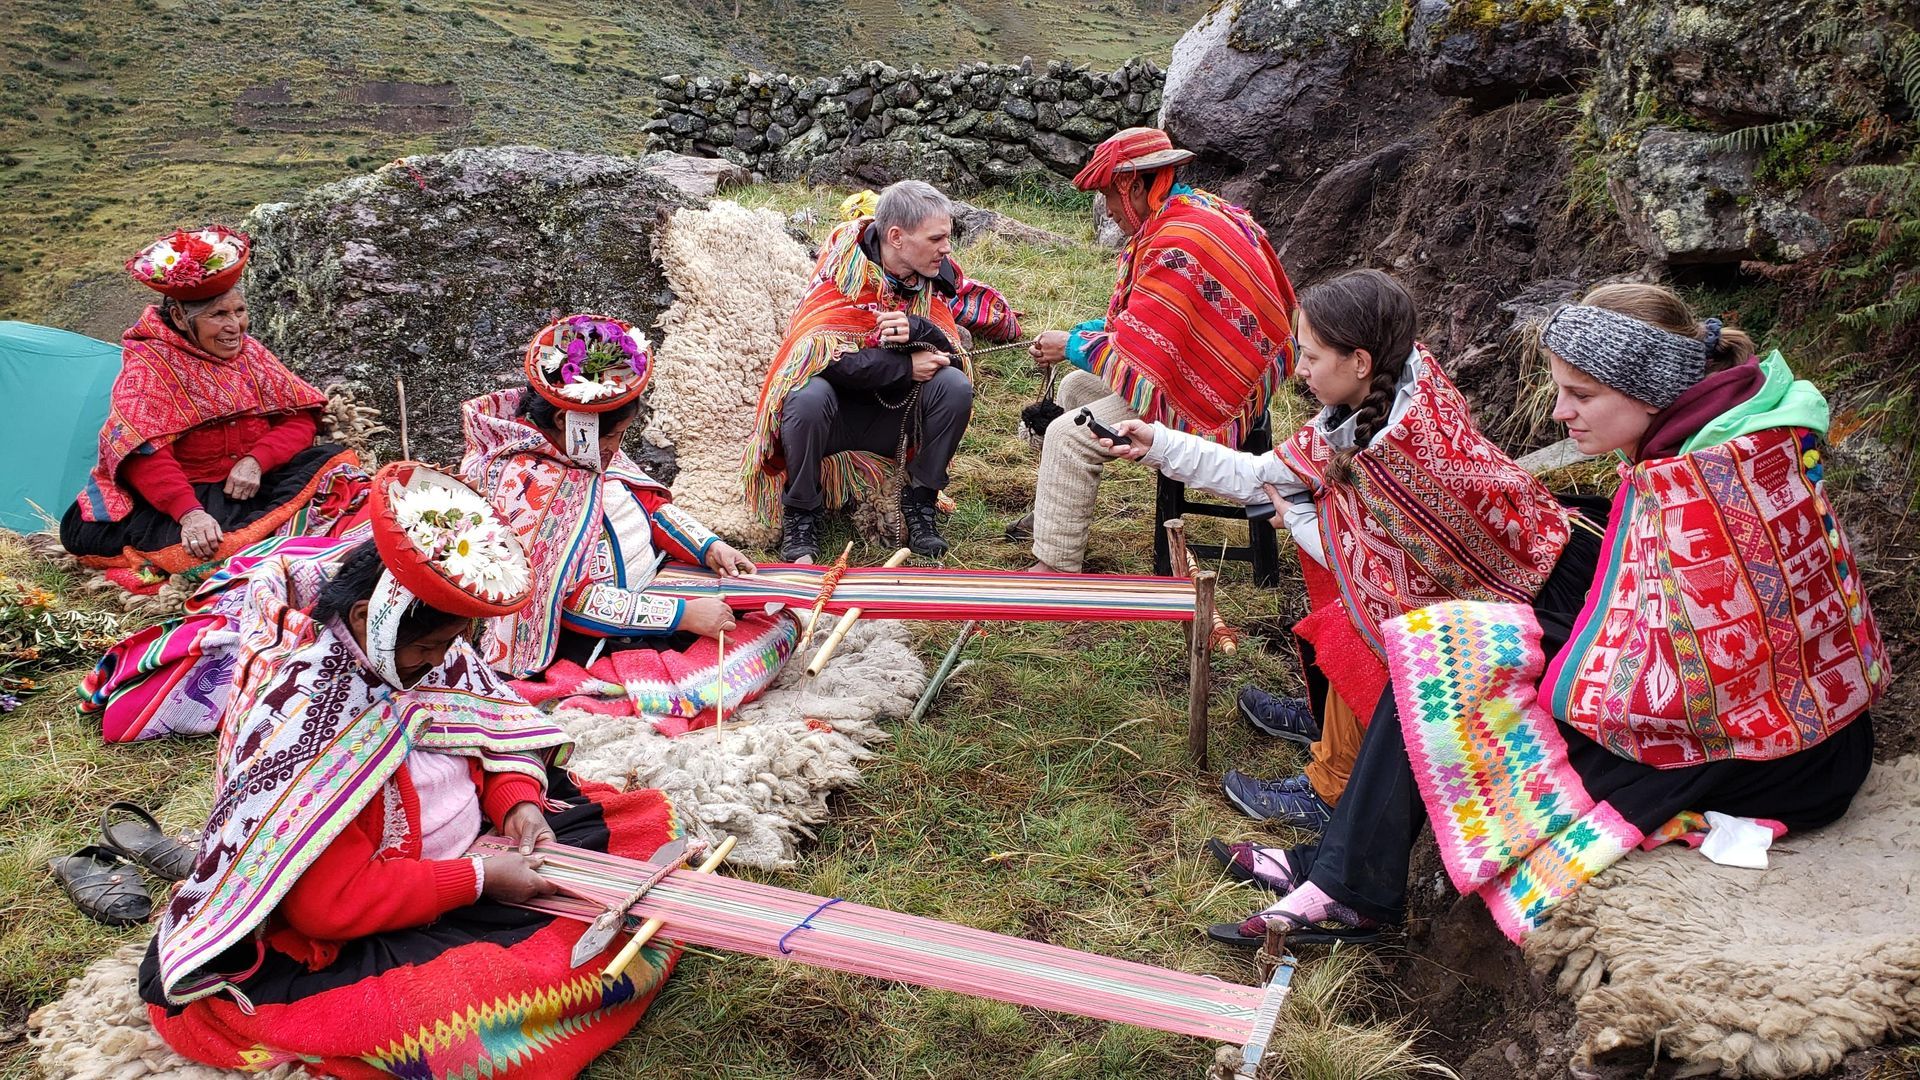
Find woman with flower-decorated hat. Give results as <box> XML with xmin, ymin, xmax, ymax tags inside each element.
<box><xmin>460</xmin><ymin>313</ymin><xmax>798</xmax><ymax>734</ymax></box>
<box><xmin>59</xmin><ymin>225</ymin><xmax>367</xmax><ymax>586</ymax></box>
<box><xmin>135</xmin><ymin>461</ymin><xmax>685</xmax><ymax>1076</ymax></box>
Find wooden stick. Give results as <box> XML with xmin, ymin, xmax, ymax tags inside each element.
<box><xmin>909</xmin><ymin>620</ymin><xmax>978</xmax><ymax>724</ymax></box>
<box><xmin>1188</xmin><ymin>569</ymin><xmax>1217</xmax><ymax>770</ymax></box>
<box><xmin>802</xmin><ymin>542</ymin><xmax>854</xmax><ymax>640</ymax></box>
<box><xmin>602</xmin><ymin>835</ymin><xmax>736</xmax><ymax>982</ymax></box>
<box><xmin>394</xmin><ymin>376</ymin><xmax>411</xmax><ymax>461</ymax></box>
<box><xmin>1166</xmin><ymin>518</ymin><xmax>1238</xmax><ymax>656</ymax></box>
<box><xmin>805</xmin><ymin>547</ymin><xmax>910</xmax><ymax>677</ymax></box>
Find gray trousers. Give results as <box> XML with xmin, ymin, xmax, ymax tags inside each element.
<box><xmin>777</xmin><ymin>367</ymin><xmax>974</xmax><ymax>510</ymax></box>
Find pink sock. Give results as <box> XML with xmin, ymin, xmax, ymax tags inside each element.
<box><xmin>1239</xmin><ymin>882</ymin><xmax>1375</xmax><ymax>935</ymax></box>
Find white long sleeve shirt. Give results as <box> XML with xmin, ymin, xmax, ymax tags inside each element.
<box><xmin>1138</xmin><ymin>351</ymin><xmax>1425</xmax><ymax>566</ymax></box>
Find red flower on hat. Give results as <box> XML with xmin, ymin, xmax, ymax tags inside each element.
<box><xmin>168</xmin><ymin>261</ymin><xmax>207</xmax><ymax>288</ymax></box>
<box><xmin>171</xmin><ymin>229</ymin><xmax>215</xmax><ymax>265</ymax></box>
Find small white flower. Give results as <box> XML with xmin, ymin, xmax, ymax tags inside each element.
<box><xmin>557</xmin><ymin>378</ymin><xmax>617</xmax><ymax>403</ymax></box>
<box><xmin>538</xmin><ymin>345</ymin><xmax>567</xmax><ymax>373</ymax></box>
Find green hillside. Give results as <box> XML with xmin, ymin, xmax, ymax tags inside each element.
<box><xmin>0</xmin><ymin>0</ymin><xmax>1190</xmax><ymax>328</ymax></box>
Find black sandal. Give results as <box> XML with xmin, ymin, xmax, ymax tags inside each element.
<box><xmin>49</xmin><ymin>845</ymin><xmax>154</xmax><ymax>927</ymax></box>
<box><xmin>1206</xmin><ymin>916</ymin><xmax>1383</xmax><ymax>949</ymax></box>
<box><xmin>101</xmin><ymin>801</ymin><xmax>196</xmax><ymax>883</ymax></box>
<box><xmin>1204</xmin><ymin>838</ymin><xmax>1299</xmax><ymax>894</ymax></box>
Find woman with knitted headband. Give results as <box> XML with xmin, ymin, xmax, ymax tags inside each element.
<box><xmin>60</xmin><ymin>225</ymin><xmax>368</xmax><ymax>586</ymax></box>
<box><xmin>1209</xmin><ymin>282</ymin><xmax>1883</xmax><ymax>948</ymax></box>
<box><xmin>461</xmin><ymin>313</ymin><xmax>798</xmax><ymax>734</ymax></box>
<box><xmin>1096</xmin><ymin>269</ymin><xmax>1597</xmax><ymax>857</ymax></box>
<box><xmin>137</xmin><ymin>463</ymin><xmax>685</xmax><ymax>1075</ymax></box>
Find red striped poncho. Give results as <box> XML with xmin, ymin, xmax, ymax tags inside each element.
<box><xmin>1067</xmin><ymin>187</ymin><xmax>1296</xmax><ymax>446</ymax></box>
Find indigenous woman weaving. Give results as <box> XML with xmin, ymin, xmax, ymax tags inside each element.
<box><xmin>462</xmin><ymin>313</ymin><xmax>796</xmax><ymax>734</ymax></box>
<box><xmin>139</xmin><ymin>462</ymin><xmax>684</xmax><ymax>1077</ymax></box>
<box><xmin>1208</xmin><ymin>284</ymin><xmax>1884</xmax><ymax>947</ymax></box>
<box><xmin>1098</xmin><ymin>270</ymin><xmax>1591</xmax><ymax>835</ymax></box>
<box><xmin>60</xmin><ymin>225</ymin><xmax>367</xmax><ymax>586</ymax></box>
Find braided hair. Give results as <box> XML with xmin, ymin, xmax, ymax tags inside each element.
<box><xmin>1301</xmin><ymin>269</ymin><xmax>1418</xmax><ymax>486</ymax></box>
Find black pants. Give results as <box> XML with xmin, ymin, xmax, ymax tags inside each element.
<box><xmin>61</xmin><ymin>444</ymin><xmax>346</xmax><ymax>557</ymax></box>
<box><xmin>777</xmin><ymin>369</ymin><xmax>972</xmax><ymax>511</ymax></box>
<box><xmin>1305</xmin><ymin>614</ymin><xmax>1877</xmax><ymax>924</ymax></box>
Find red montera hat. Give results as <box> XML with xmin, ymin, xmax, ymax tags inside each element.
<box><xmin>523</xmin><ymin>313</ymin><xmax>653</xmax><ymax>414</ymax></box>
<box><xmin>126</xmin><ymin>225</ymin><xmax>250</xmax><ymax>301</ymax></box>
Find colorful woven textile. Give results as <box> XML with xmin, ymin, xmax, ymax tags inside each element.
<box><xmin>1386</xmin><ymin>600</ymin><xmax>1644</xmax><ymax>942</ymax></box>
<box><xmin>461</xmin><ymin>388</ymin><xmax>724</xmax><ymax>678</ymax></box>
<box><xmin>510</xmin><ymin>611</ymin><xmax>799</xmax><ymax>735</ymax></box>
<box><xmin>1542</xmin><ymin>421</ymin><xmax>1886</xmax><ymax>768</ymax></box>
<box><xmin>154</xmin><ymin>617</ymin><xmax>571</xmax><ymax>1007</ymax></box>
<box><xmin>77</xmin><ymin>307</ymin><xmax>328</xmax><ymax>523</ymax></box>
<box><xmin>742</xmin><ymin>218</ymin><xmax>967</xmax><ymax>522</ymax></box>
<box><xmin>78</xmin><ymin>534</ymin><xmax>355</xmax><ymax>742</ymax></box>
<box><xmin>1278</xmin><ymin>346</ymin><xmax>1570</xmax><ymax>657</ymax></box>
<box><xmin>643</xmin><ymin>563</ymin><xmax>1198</xmax><ymax>622</ymax></box>
<box><xmin>147</xmin><ymin>782</ymin><xmax>680</xmax><ymax>1078</ymax></box>
<box><xmin>1066</xmin><ymin>186</ymin><xmax>1295</xmax><ymax>445</ymax></box>
<box><xmin>491</xmin><ymin>836</ymin><xmax>1278</xmax><ymax>1046</ymax></box>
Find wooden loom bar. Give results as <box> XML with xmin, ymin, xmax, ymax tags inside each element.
<box><xmin>601</xmin><ymin>835</ymin><xmax>736</xmax><ymax>981</ymax></box>
<box><xmin>805</xmin><ymin>546</ymin><xmax>911</xmax><ymax>677</ymax></box>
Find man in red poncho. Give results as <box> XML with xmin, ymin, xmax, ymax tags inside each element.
<box><xmin>1016</xmin><ymin>128</ymin><xmax>1298</xmax><ymax>573</ymax></box>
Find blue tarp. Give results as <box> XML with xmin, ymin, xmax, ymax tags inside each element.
<box><xmin>0</xmin><ymin>321</ymin><xmax>121</xmax><ymax>533</ymax></box>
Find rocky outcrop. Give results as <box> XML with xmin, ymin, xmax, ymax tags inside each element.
<box><xmin>645</xmin><ymin>58</ymin><xmax>1164</xmax><ymax>192</ymax></box>
<box><xmin>242</xmin><ymin>146</ymin><xmax>689</xmax><ymax>466</ymax></box>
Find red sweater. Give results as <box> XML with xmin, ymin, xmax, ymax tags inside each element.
<box><xmin>264</xmin><ymin>758</ymin><xmax>544</xmax><ymax>969</ymax></box>
<box><xmin>120</xmin><ymin>409</ymin><xmax>320</xmax><ymax>521</ymax></box>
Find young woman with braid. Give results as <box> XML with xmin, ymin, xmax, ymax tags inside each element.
<box><xmin>1182</xmin><ymin>283</ymin><xmax>1880</xmax><ymax>947</ymax></box>
<box><xmin>1098</xmin><ymin>270</ymin><xmax>1600</xmax><ymax>860</ymax></box>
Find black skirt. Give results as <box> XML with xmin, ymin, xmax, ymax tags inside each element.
<box><xmin>60</xmin><ymin>443</ymin><xmax>346</xmax><ymax>557</ymax></box>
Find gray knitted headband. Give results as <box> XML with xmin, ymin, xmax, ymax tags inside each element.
<box><xmin>1541</xmin><ymin>304</ymin><xmax>1717</xmax><ymax>409</ymax></box>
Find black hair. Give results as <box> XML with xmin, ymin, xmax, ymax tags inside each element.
<box><xmin>310</xmin><ymin>539</ymin><xmax>468</xmax><ymax>643</ymax></box>
<box><xmin>517</xmin><ymin>383</ymin><xmax>644</xmax><ymax>433</ymax></box>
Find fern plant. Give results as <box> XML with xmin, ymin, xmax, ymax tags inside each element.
<box><xmin>1705</xmin><ymin>119</ymin><xmax>1824</xmax><ymax>154</ymax></box>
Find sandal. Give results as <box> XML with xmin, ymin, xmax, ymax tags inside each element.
<box><xmin>101</xmin><ymin>801</ymin><xmax>196</xmax><ymax>883</ymax></box>
<box><xmin>1206</xmin><ymin>913</ymin><xmax>1383</xmax><ymax>949</ymax></box>
<box><xmin>49</xmin><ymin>845</ymin><xmax>154</xmax><ymax>927</ymax></box>
<box><xmin>1204</xmin><ymin>838</ymin><xmax>1301</xmax><ymax>894</ymax></box>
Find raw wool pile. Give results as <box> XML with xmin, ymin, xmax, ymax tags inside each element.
<box><xmin>1526</xmin><ymin>755</ymin><xmax>1920</xmax><ymax>1078</ymax></box>
<box><xmin>27</xmin><ymin>940</ymin><xmax>302</xmax><ymax>1080</ymax></box>
<box><xmin>551</xmin><ymin>619</ymin><xmax>926</xmax><ymax>869</ymax></box>
<box><xmin>647</xmin><ymin>199</ymin><xmax>814</xmax><ymax>547</ymax></box>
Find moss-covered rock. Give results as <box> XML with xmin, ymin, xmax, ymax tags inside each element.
<box><xmin>243</xmin><ymin>146</ymin><xmax>689</xmax><ymax>466</ymax></box>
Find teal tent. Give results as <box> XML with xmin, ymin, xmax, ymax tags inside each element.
<box><xmin>0</xmin><ymin>322</ymin><xmax>121</xmax><ymax>533</ymax></box>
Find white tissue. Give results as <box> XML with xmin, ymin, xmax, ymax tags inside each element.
<box><xmin>1700</xmin><ymin>811</ymin><xmax>1774</xmax><ymax>870</ymax></box>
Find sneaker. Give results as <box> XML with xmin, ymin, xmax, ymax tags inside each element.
<box><xmin>900</xmin><ymin>486</ymin><xmax>949</xmax><ymax>559</ymax></box>
<box><xmin>1237</xmin><ymin>686</ymin><xmax>1320</xmax><ymax>745</ymax></box>
<box><xmin>1004</xmin><ymin>511</ymin><xmax>1035</xmax><ymax>542</ymax></box>
<box><xmin>778</xmin><ymin>507</ymin><xmax>821</xmax><ymax>563</ymax></box>
<box><xmin>1221</xmin><ymin>769</ymin><xmax>1335</xmax><ymax>830</ymax></box>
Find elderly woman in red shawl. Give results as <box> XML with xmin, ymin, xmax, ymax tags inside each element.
<box><xmin>59</xmin><ymin>225</ymin><xmax>366</xmax><ymax>583</ymax></box>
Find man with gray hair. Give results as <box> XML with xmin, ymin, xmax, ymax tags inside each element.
<box><xmin>744</xmin><ymin>179</ymin><xmax>1023</xmax><ymax>561</ymax></box>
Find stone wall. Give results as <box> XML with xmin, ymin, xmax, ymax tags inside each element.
<box><xmin>643</xmin><ymin>57</ymin><xmax>1164</xmax><ymax>192</ymax></box>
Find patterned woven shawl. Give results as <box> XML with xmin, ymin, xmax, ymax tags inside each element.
<box><xmin>154</xmin><ymin>576</ymin><xmax>570</xmax><ymax>1007</ymax></box>
<box><xmin>460</xmin><ymin>389</ymin><xmax>671</xmax><ymax>677</ymax></box>
<box><xmin>742</xmin><ymin>218</ymin><xmax>965</xmax><ymax>522</ymax></box>
<box><xmin>1542</xmin><ymin>424</ymin><xmax>1886</xmax><ymax>767</ymax></box>
<box><xmin>1072</xmin><ymin>187</ymin><xmax>1295</xmax><ymax>445</ymax></box>
<box><xmin>1278</xmin><ymin>347</ymin><xmax>1570</xmax><ymax>656</ymax></box>
<box><xmin>78</xmin><ymin>306</ymin><xmax>326</xmax><ymax>522</ymax></box>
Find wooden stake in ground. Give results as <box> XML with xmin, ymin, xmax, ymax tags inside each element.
<box><xmin>805</xmin><ymin>547</ymin><xmax>911</xmax><ymax>677</ymax></box>
<box><xmin>909</xmin><ymin>619</ymin><xmax>978</xmax><ymax>724</ymax></box>
<box><xmin>601</xmin><ymin>835</ymin><xmax>737</xmax><ymax>982</ymax></box>
<box><xmin>393</xmin><ymin>376</ymin><xmax>412</xmax><ymax>461</ymax></box>
<box><xmin>1189</xmin><ymin>569</ymin><xmax>1217</xmax><ymax>771</ymax></box>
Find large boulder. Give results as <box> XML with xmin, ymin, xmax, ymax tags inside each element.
<box><xmin>243</xmin><ymin>146</ymin><xmax>690</xmax><ymax>466</ymax></box>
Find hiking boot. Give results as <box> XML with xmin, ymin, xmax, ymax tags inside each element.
<box><xmin>1221</xmin><ymin>769</ymin><xmax>1335</xmax><ymax>831</ymax></box>
<box><xmin>900</xmin><ymin>486</ymin><xmax>949</xmax><ymax>559</ymax></box>
<box><xmin>779</xmin><ymin>507</ymin><xmax>821</xmax><ymax>563</ymax></box>
<box><xmin>1004</xmin><ymin>511</ymin><xmax>1035</xmax><ymax>542</ymax></box>
<box><xmin>1237</xmin><ymin>686</ymin><xmax>1321</xmax><ymax>746</ymax></box>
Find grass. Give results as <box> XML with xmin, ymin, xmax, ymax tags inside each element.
<box><xmin>0</xmin><ymin>182</ymin><xmax>1453</xmax><ymax>1078</ymax></box>
<box><xmin>0</xmin><ymin>0</ymin><xmax>1194</xmax><ymax>330</ymax></box>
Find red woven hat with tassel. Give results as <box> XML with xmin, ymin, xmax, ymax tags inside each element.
<box><xmin>369</xmin><ymin>461</ymin><xmax>532</xmax><ymax>617</ymax></box>
<box><xmin>1071</xmin><ymin>127</ymin><xmax>1195</xmax><ymax>192</ymax></box>
<box><xmin>125</xmin><ymin>224</ymin><xmax>250</xmax><ymax>301</ymax></box>
<box><xmin>523</xmin><ymin>313</ymin><xmax>653</xmax><ymax>414</ymax></box>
